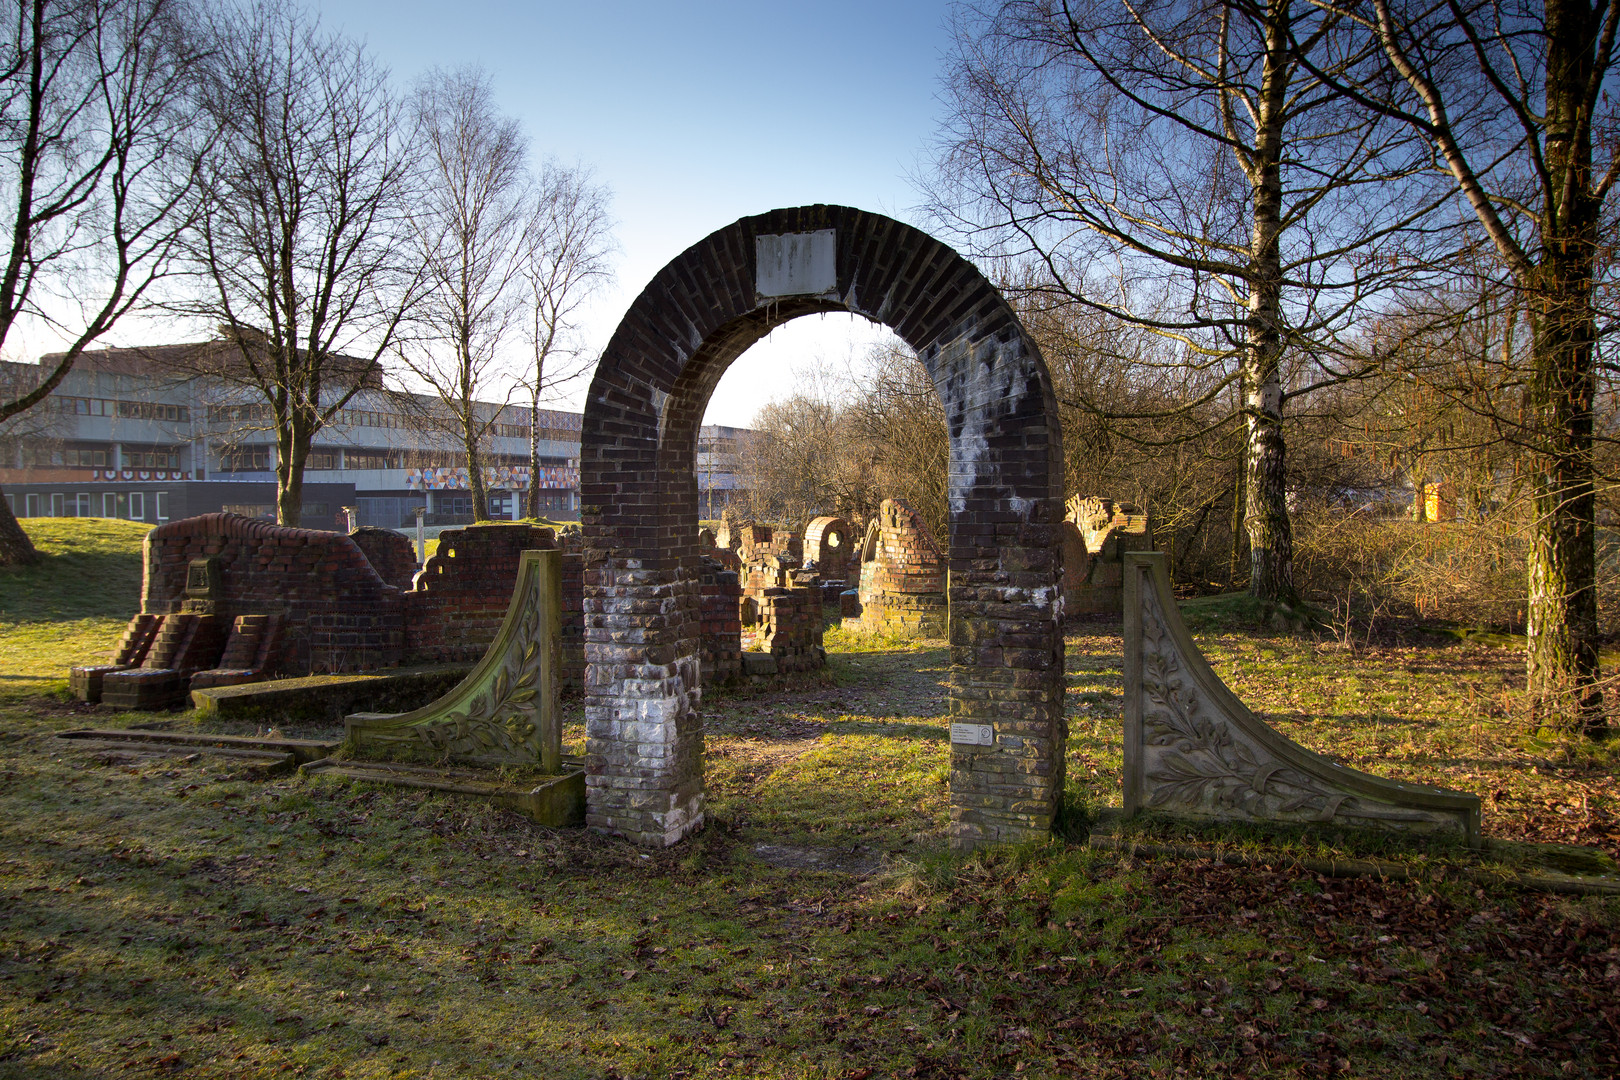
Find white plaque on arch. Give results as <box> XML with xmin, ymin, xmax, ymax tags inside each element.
<box><xmin>755</xmin><ymin>230</ymin><xmax>836</xmax><ymax>297</ymax></box>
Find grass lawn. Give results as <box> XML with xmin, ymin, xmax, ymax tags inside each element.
<box><xmin>0</xmin><ymin>519</ymin><xmax>1615</xmax><ymax>1078</ymax></box>
<box><xmin>0</xmin><ymin>518</ymin><xmax>150</xmax><ymax>700</ymax></box>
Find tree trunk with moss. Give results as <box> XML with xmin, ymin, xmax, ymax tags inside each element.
<box><xmin>1367</xmin><ymin>0</ymin><xmax>1616</xmax><ymax>734</ymax></box>
<box><xmin>1524</xmin><ymin>269</ymin><xmax>1600</xmax><ymax>734</ymax></box>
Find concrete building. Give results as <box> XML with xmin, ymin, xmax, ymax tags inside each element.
<box><xmin>0</xmin><ymin>345</ymin><xmax>746</xmax><ymax>529</ymax></box>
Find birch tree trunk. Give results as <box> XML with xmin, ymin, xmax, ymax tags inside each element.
<box><xmin>526</xmin><ymin>383</ymin><xmax>543</xmax><ymax>520</ymax></box>
<box><xmin>1240</xmin><ymin>4</ymin><xmax>1297</xmax><ymax>605</ymax></box>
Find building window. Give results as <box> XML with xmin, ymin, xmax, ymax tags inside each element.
<box><xmin>76</xmin><ymin>493</ymin><xmax>91</xmax><ymax>517</ymax></box>
<box><xmin>22</xmin><ymin>445</ymin><xmax>116</xmax><ymax>469</ymax></box>
<box><xmin>121</xmin><ymin>447</ymin><xmax>180</xmax><ymax>469</ymax></box>
<box><xmin>342</xmin><ymin>448</ymin><xmax>395</xmax><ymax>470</ymax></box>
<box><xmin>114</xmin><ymin>400</ymin><xmax>190</xmax><ymax>422</ymax></box>
<box><xmin>216</xmin><ymin>445</ymin><xmax>271</xmax><ymax>472</ymax></box>
<box><xmin>306</xmin><ymin>449</ymin><xmax>340</xmax><ymax>470</ymax></box>
<box><xmin>128</xmin><ymin>492</ymin><xmax>144</xmax><ymax>520</ymax></box>
<box><xmin>50</xmin><ymin>493</ymin><xmax>63</xmax><ymax>517</ymax></box>
<box><xmin>336</xmin><ymin>407</ymin><xmax>404</xmax><ymax>430</ymax></box>
<box><xmin>221</xmin><ymin>503</ymin><xmax>274</xmax><ymax>519</ymax></box>
<box><xmin>24</xmin><ymin>493</ymin><xmax>38</xmax><ymax>517</ymax></box>
<box><xmin>206</xmin><ymin>403</ymin><xmax>269</xmax><ymax>424</ymax></box>
<box><xmin>54</xmin><ymin>397</ymin><xmax>189</xmax><ymax>422</ymax></box>
<box><xmin>103</xmin><ymin>492</ymin><xmax>116</xmax><ymax>518</ymax></box>
<box><xmin>154</xmin><ymin>491</ymin><xmax>168</xmax><ymax>520</ymax></box>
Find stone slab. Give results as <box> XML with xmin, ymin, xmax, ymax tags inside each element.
<box><xmin>302</xmin><ymin>758</ymin><xmax>585</xmax><ymax>826</ymax></box>
<box><xmin>191</xmin><ymin>664</ymin><xmax>472</xmax><ymax>726</ymax></box>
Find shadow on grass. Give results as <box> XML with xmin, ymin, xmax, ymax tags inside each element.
<box><xmin>1265</xmin><ymin>709</ymin><xmax>1447</xmax><ymax>731</ymax></box>
<box><xmin>819</xmin><ymin>718</ymin><xmax>947</xmax><ymax>741</ymax></box>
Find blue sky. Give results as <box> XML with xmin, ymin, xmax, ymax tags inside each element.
<box><xmin>319</xmin><ymin>0</ymin><xmax>959</xmax><ymax>424</ymax></box>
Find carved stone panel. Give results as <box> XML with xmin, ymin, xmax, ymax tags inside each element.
<box><xmin>1122</xmin><ymin>552</ymin><xmax>1480</xmax><ymax>845</ymax></box>
<box><xmin>347</xmin><ymin>549</ymin><xmax>562</xmax><ymax>772</ymax></box>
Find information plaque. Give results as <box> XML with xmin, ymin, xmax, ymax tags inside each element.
<box><xmin>950</xmin><ymin>722</ymin><xmax>994</xmax><ymax>746</ymax></box>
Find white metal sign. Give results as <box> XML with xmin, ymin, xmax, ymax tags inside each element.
<box><xmin>950</xmin><ymin>722</ymin><xmax>995</xmax><ymax>746</ymax></box>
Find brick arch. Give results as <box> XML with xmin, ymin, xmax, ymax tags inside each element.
<box><xmin>581</xmin><ymin>205</ymin><xmax>1065</xmax><ymax>849</ymax></box>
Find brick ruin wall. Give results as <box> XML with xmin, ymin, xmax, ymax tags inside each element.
<box><xmin>402</xmin><ymin>523</ymin><xmax>563</xmax><ymax>664</ymax></box>
<box><xmin>851</xmin><ymin>499</ymin><xmax>948</xmax><ymax>637</ymax></box>
<box><xmin>348</xmin><ymin>527</ymin><xmax>419</xmax><ymax>589</ymax></box>
<box><xmin>140</xmin><ymin>514</ymin><xmax>405</xmax><ymax>674</ymax></box>
<box><xmin>1061</xmin><ymin>496</ymin><xmax>1153</xmax><ymax>617</ymax></box>
<box><xmin>699</xmin><ymin>560</ymin><xmax>742</xmax><ymax>682</ymax></box>
<box><xmin>367</xmin><ymin>521</ymin><xmax>590</xmax><ymax>690</ymax></box>
<box><xmin>757</xmin><ymin>588</ymin><xmax>824</xmax><ymax>672</ymax></box>
<box><xmin>133</xmin><ymin>515</ymin><xmax>706</xmax><ymax>689</ymax></box>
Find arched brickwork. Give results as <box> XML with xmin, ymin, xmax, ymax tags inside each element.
<box><xmin>803</xmin><ymin>515</ymin><xmax>853</xmax><ymax>582</ymax></box>
<box><xmin>581</xmin><ymin>205</ymin><xmax>1065</xmax><ymax>848</ymax></box>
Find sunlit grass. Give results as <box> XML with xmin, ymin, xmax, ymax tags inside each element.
<box><xmin>0</xmin><ymin>520</ymin><xmax>1615</xmax><ymax>1077</ymax></box>
<box><xmin>0</xmin><ymin>518</ymin><xmax>148</xmax><ymax>697</ymax></box>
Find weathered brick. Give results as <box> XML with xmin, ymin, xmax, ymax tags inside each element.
<box><xmin>581</xmin><ymin>205</ymin><xmax>1066</xmax><ymax>850</ymax></box>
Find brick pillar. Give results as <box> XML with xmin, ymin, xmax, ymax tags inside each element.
<box><xmin>581</xmin><ymin>556</ymin><xmax>706</xmax><ymax>845</ymax></box>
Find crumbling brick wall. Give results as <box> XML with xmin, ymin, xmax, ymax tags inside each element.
<box><xmin>849</xmin><ymin>498</ymin><xmax>948</xmax><ymax>637</ymax></box>
<box><xmin>129</xmin><ymin>515</ymin><xmax>597</xmax><ymax>682</ymax></box>
<box><xmin>1062</xmin><ymin>496</ymin><xmax>1153</xmax><ymax>616</ymax></box>
<box><xmin>699</xmin><ymin>559</ymin><xmax>742</xmax><ymax>682</ymax></box>
<box><xmin>140</xmin><ymin>513</ymin><xmax>404</xmax><ymax>674</ymax></box>
<box><xmin>348</xmin><ymin>526</ymin><xmax>418</xmax><ymax>589</ymax></box>
<box><xmin>757</xmin><ymin>588</ymin><xmax>824</xmax><ymax>673</ymax></box>
<box><xmin>402</xmin><ymin>523</ymin><xmax>560</xmax><ymax>664</ymax></box>
<box><xmin>698</xmin><ymin>527</ymin><xmax>740</xmax><ymax>572</ymax></box>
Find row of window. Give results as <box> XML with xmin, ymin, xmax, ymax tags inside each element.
<box><xmin>21</xmin><ymin>444</ymin><xmax>182</xmax><ymax>469</ymax></box>
<box><xmin>211</xmin><ymin>446</ymin><xmax>571</xmax><ymax>473</ymax></box>
<box><xmin>202</xmin><ymin>404</ymin><xmax>581</xmax><ymax>445</ymax></box>
<box><xmin>9</xmin><ymin>491</ymin><xmax>169</xmax><ymax>521</ymax></box>
<box><xmin>205</xmin><ymin>403</ymin><xmax>270</xmax><ymax>424</ymax></box>
<box><xmin>42</xmin><ymin>394</ymin><xmax>591</xmax><ymax>436</ymax></box>
<box><xmin>336</xmin><ymin>407</ymin><xmax>409</xmax><ymax>430</ymax></box>
<box><xmin>52</xmin><ymin>398</ymin><xmax>190</xmax><ymax>423</ymax></box>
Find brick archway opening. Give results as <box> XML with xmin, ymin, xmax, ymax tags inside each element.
<box><xmin>581</xmin><ymin>206</ymin><xmax>1066</xmax><ymax>849</ymax></box>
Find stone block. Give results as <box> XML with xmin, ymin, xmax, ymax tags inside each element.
<box><xmin>741</xmin><ymin>652</ymin><xmax>778</xmax><ymax>676</ymax></box>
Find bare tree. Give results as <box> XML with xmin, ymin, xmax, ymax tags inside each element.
<box><xmin>519</xmin><ymin>160</ymin><xmax>613</xmax><ymax>519</ymax></box>
<box><xmin>849</xmin><ymin>343</ymin><xmax>950</xmax><ymax>548</ymax></box>
<box><xmin>1298</xmin><ymin>0</ymin><xmax>1620</xmax><ymax>732</ymax></box>
<box><xmin>174</xmin><ymin>0</ymin><xmax>418</xmax><ymax>529</ymax></box>
<box><xmin>735</xmin><ymin>383</ymin><xmax>882</xmax><ymax>531</ymax></box>
<box><xmin>930</xmin><ymin>0</ymin><xmax>1454</xmax><ymax>604</ymax></box>
<box><xmin>401</xmin><ymin>65</ymin><xmax>533</xmax><ymax>523</ymax></box>
<box><xmin>0</xmin><ymin>0</ymin><xmax>202</xmax><ymax>564</ymax></box>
